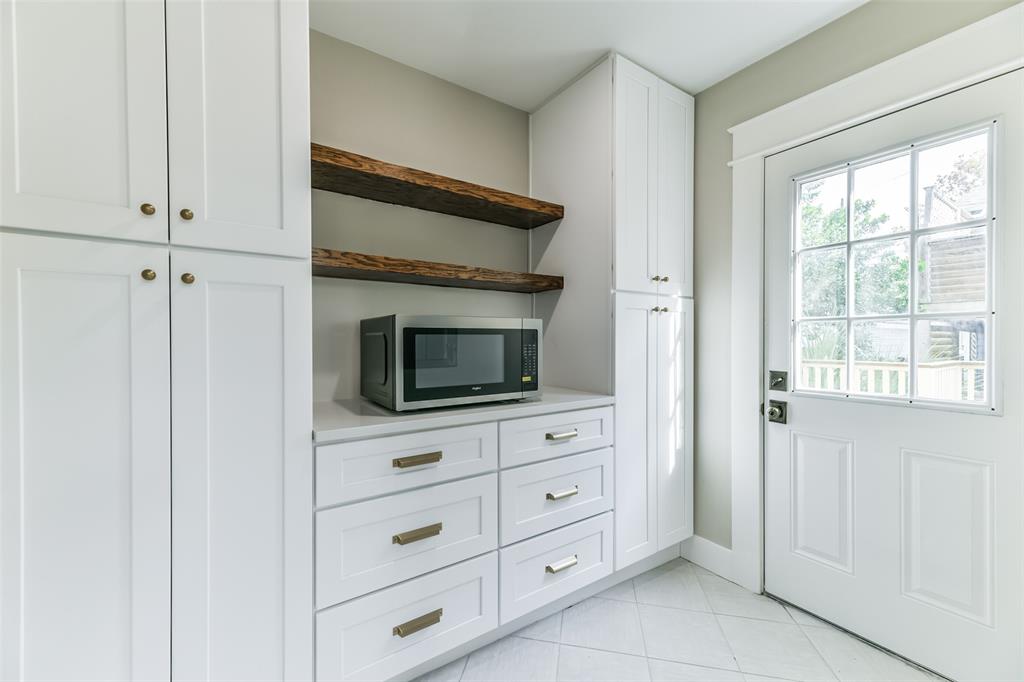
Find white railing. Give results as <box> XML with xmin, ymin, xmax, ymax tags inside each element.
<box><xmin>799</xmin><ymin>360</ymin><xmax>984</xmax><ymax>401</ymax></box>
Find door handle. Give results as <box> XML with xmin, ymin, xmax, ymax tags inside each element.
<box><xmin>767</xmin><ymin>400</ymin><xmax>788</xmax><ymax>424</ymax></box>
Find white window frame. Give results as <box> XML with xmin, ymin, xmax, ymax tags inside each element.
<box><xmin>788</xmin><ymin>121</ymin><xmax>998</xmax><ymax>414</ymax></box>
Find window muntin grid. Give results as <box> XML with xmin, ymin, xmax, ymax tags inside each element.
<box><xmin>791</xmin><ymin>124</ymin><xmax>994</xmax><ymax>408</ymax></box>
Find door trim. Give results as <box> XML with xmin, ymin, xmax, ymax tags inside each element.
<box><xmin>680</xmin><ymin>3</ymin><xmax>1024</xmax><ymax>593</ymax></box>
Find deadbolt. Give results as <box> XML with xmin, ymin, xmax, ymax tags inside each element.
<box><xmin>769</xmin><ymin>370</ymin><xmax>788</xmax><ymax>391</ymax></box>
<box><xmin>767</xmin><ymin>400</ymin><xmax>788</xmax><ymax>424</ymax></box>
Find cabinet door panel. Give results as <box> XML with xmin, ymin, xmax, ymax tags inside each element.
<box><xmin>167</xmin><ymin>0</ymin><xmax>310</xmax><ymax>257</ymax></box>
<box><xmin>171</xmin><ymin>250</ymin><xmax>312</xmax><ymax>681</ymax></box>
<box><xmin>0</xmin><ymin>233</ymin><xmax>170</xmax><ymax>681</ymax></box>
<box><xmin>614</xmin><ymin>56</ymin><xmax>658</xmax><ymax>294</ymax></box>
<box><xmin>613</xmin><ymin>292</ymin><xmax>658</xmax><ymax>568</ymax></box>
<box><xmin>0</xmin><ymin>1</ymin><xmax>168</xmax><ymax>241</ymax></box>
<box><xmin>656</xmin><ymin>81</ymin><xmax>694</xmax><ymax>298</ymax></box>
<box><xmin>657</xmin><ymin>298</ymin><xmax>694</xmax><ymax>548</ymax></box>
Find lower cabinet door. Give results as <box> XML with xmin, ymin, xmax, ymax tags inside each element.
<box><xmin>316</xmin><ymin>553</ymin><xmax>498</xmax><ymax>682</ymax></box>
<box><xmin>657</xmin><ymin>297</ymin><xmax>693</xmax><ymax>548</ymax></box>
<box><xmin>499</xmin><ymin>513</ymin><xmax>614</xmax><ymax>624</ymax></box>
<box><xmin>0</xmin><ymin>233</ymin><xmax>171</xmax><ymax>680</ymax></box>
<box><xmin>171</xmin><ymin>249</ymin><xmax>312</xmax><ymax>681</ymax></box>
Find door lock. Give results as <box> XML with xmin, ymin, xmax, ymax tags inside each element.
<box><xmin>767</xmin><ymin>400</ymin><xmax>788</xmax><ymax>424</ymax></box>
<box><xmin>769</xmin><ymin>370</ymin><xmax>788</xmax><ymax>391</ymax></box>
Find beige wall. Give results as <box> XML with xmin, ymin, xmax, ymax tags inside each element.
<box><xmin>310</xmin><ymin>31</ymin><xmax>532</xmax><ymax>402</ymax></box>
<box><xmin>692</xmin><ymin>0</ymin><xmax>1016</xmax><ymax>547</ymax></box>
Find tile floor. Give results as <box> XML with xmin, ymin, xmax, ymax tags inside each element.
<box><xmin>415</xmin><ymin>558</ymin><xmax>940</xmax><ymax>682</ymax></box>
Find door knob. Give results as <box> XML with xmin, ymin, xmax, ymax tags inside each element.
<box><xmin>140</xmin><ymin>268</ymin><xmax>157</xmax><ymax>281</ymax></box>
<box><xmin>767</xmin><ymin>400</ymin><xmax>788</xmax><ymax>424</ymax></box>
<box><xmin>139</xmin><ymin>203</ymin><xmax>156</xmax><ymax>216</ymax></box>
<box><xmin>179</xmin><ymin>208</ymin><xmax>194</xmax><ymax>221</ymax></box>
<box><xmin>181</xmin><ymin>273</ymin><xmax>196</xmax><ymax>284</ymax></box>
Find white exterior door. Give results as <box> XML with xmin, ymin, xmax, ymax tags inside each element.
<box><xmin>657</xmin><ymin>297</ymin><xmax>693</xmax><ymax>548</ymax></box>
<box><xmin>0</xmin><ymin>1</ymin><xmax>168</xmax><ymax>242</ymax></box>
<box><xmin>171</xmin><ymin>249</ymin><xmax>312</xmax><ymax>681</ymax></box>
<box><xmin>166</xmin><ymin>0</ymin><xmax>310</xmax><ymax>258</ymax></box>
<box><xmin>0</xmin><ymin>233</ymin><xmax>170</xmax><ymax>681</ymax></box>
<box><xmin>764</xmin><ymin>71</ymin><xmax>1023</xmax><ymax>681</ymax></box>
<box><xmin>614</xmin><ymin>292</ymin><xmax>658</xmax><ymax>567</ymax></box>
<box><xmin>655</xmin><ymin>81</ymin><xmax>694</xmax><ymax>298</ymax></box>
<box><xmin>614</xmin><ymin>56</ymin><xmax>658</xmax><ymax>294</ymax></box>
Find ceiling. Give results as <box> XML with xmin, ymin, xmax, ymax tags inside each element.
<box><xmin>311</xmin><ymin>0</ymin><xmax>866</xmax><ymax>112</ymax></box>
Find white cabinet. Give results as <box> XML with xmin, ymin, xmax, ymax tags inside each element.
<box><xmin>166</xmin><ymin>0</ymin><xmax>310</xmax><ymax>257</ymax></box>
<box><xmin>0</xmin><ymin>1</ymin><xmax>169</xmax><ymax>242</ymax></box>
<box><xmin>170</xmin><ymin>249</ymin><xmax>312</xmax><ymax>681</ymax></box>
<box><xmin>613</xmin><ymin>56</ymin><xmax>694</xmax><ymax>297</ymax></box>
<box><xmin>614</xmin><ymin>293</ymin><xmax>693</xmax><ymax>568</ymax></box>
<box><xmin>0</xmin><ymin>233</ymin><xmax>171</xmax><ymax>680</ymax></box>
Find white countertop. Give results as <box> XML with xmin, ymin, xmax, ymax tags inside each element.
<box><xmin>313</xmin><ymin>386</ymin><xmax>614</xmax><ymax>443</ymax></box>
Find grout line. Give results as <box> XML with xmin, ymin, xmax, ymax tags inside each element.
<box><xmin>796</xmin><ymin>622</ymin><xmax>841</xmax><ymax>682</ymax></box>
<box><xmin>455</xmin><ymin>653</ymin><xmax>468</xmax><ymax>682</ymax></box>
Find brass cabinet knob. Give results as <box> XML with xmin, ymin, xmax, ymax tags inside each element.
<box><xmin>140</xmin><ymin>203</ymin><xmax>156</xmax><ymax>216</ymax></box>
<box><xmin>661</xmin><ymin>276</ymin><xmax>669</xmax><ymax>283</ymax></box>
<box><xmin>181</xmin><ymin>273</ymin><xmax>196</xmax><ymax>284</ymax></box>
<box><xmin>660</xmin><ymin>307</ymin><xmax>669</xmax><ymax>313</ymax></box>
<box><xmin>651</xmin><ymin>275</ymin><xmax>661</xmax><ymax>282</ymax></box>
<box><xmin>651</xmin><ymin>306</ymin><xmax>660</xmax><ymax>312</ymax></box>
<box><xmin>179</xmin><ymin>208</ymin><xmax>194</xmax><ymax>221</ymax></box>
<box><xmin>141</xmin><ymin>268</ymin><xmax>157</xmax><ymax>281</ymax></box>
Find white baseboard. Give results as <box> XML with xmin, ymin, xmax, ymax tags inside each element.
<box><xmin>679</xmin><ymin>535</ymin><xmax>742</xmax><ymax>585</ymax></box>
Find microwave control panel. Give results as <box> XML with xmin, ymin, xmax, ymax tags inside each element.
<box><xmin>521</xmin><ymin>329</ymin><xmax>539</xmax><ymax>392</ymax></box>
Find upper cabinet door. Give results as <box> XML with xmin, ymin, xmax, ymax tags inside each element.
<box><xmin>656</xmin><ymin>297</ymin><xmax>694</xmax><ymax>549</ymax></box>
<box><xmin>1</xmin><ymin>233</ymin><xmax>170</xmax><ymax>681</ymax></box>
<box><xmin>0</xmin><ymin>1</ymin><xmax>168</xmax><ymax>242</ymax></box>
<box><xmin>614</xmin><ymin>56</ymin><xmax>659</xmax><ymax>294</ymax></box>
<box><xmin>656</xmin><ymin>81</ymin><xmax>694</xmax><ymax>298</ymax></box>
<box><xmin>166</xmin><ymin>0</ymin><xmax>310</xmax><ymax>258</ymax></box>
<box><xmin>170</xmin><ymin>249</ymin><xmax>312</xmax><ymax>682</ymax></box>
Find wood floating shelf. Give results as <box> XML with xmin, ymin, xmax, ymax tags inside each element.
<box><xmin>312</xmin><ymin>248</ymin><xmax>564</xmax><ymax>294</ymax></box>
<box><xmin>311</xmin><ymin>143</ymin><xmax>564</xmax><ymax>230</ymax></box>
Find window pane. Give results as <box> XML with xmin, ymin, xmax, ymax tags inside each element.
<box><xmin>798</xmin><ymin>172</ymin><xmax>847</xmax><ymax>248</ymax></box>
<box><xmin>917</xmin><ymin>132</ymin><xmax>988</xmax><ymax>228</ymax></box>
<box><xmin>852</xmin><ymin>237</ymin><xmax>909</xmax><ymax>315</ymax></box>
<box><xmin>797</xmin><ymin>246</ymin><xmax>847</xmax><ymax>317</ymax></box>
<box><xmin>852</xmin><ymin>320</ymin><xmax>909</xmax><ymax>397</ymax></box>
<box><xmin>851</xmin><ymin>155</ymin><xmax>910</xmax><ymax>239</ymax></box>
<box><xmin>797</xmin><ymin>321</ymin><xmax>847</xmax><ymax>392</ymax></box>
<box><xmin>915</xmin><ymin>318</ymin><xmax>986</xmax><ymax>402</ymax></box>
<box><xmin>917</xmin><ymin>226</ymin><xmax>986</xmax><ymax>314</ymax></box>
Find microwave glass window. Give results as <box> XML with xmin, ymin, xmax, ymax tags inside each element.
<box><xmin>413</xmin><ymin>332</ymin><xmax>505</xmax><ymax>389</ymax></box>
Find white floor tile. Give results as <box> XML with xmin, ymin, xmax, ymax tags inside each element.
<box><xmin>516</xmin><ymin>612</ymin><xmax>563</xmax><ymax>643</ymax></box>
<box><xmin>697</xmin><ymin>573</ymin><xmax>791</xmax><ymax>623</ymax></box>
<box><xmin>716</xmin><ymin>616</ymin><xmax>835</xmax><ymax>682</ymax></box>
<box><xmin>638</xmin><ymin>604</ymin><xmax>738</xmax><ymax>671</ymax></box>
<box><xmin>784</xmin><ymin>605</ymin><xmax>830</xmax><ymax>628</ymax></box>
<box><xmin>634</xmin><ymin>561</ymin><xmax>711</xmax><ymax>612</ymax></box>
<box><xmin>462</xmin><ymin>636</ymin><xmax>559</xmax><ymax>682</ymax></box>
<box><xmin>412</xmin><ymin>656</ymin><xmax>468</xmax><ymax>682</ymax></box>
<box><xmin>744</xmin><ymin>675</ymin><xmax>801</xmax><ymax>682</ymax></box>
<box><xmin>560</xmin><ymin>597</ymin><xmax>646</xmax><ymax>656</ymax></box>
<box><xmin>803</xmin><ymin>627</ymin><xmax>936</xmax><ymax>682</ymax></box>
<box><xmin>596</xmin><ymin>578</ymin><xmax>638</xmax><ymax>602</ymax></box>
<box><xmin>648</xmin><ymin>659</ymin><xmax>745</xmax><ymax>682</ymax></box>
<box><xmin>556</xmin><ymin>645</ymin><xmax>650</xmax><ymax>682</ymax></box>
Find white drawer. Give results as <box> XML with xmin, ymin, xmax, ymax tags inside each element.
<box><xmin>316</xmin><ymin>474</ymin><xmax>498</xmax><ymax>608</ymax></box>
<box><xmin>316</xmin><ymin>553</ymin><xmax>498</xmax><ymax>682</ymax></box>
<box><xmin>499</xmin><ymin>448</ymin><xmax>614</xmax><ymax>545</ymax></box>
<box><xmin>317</xmin><ymin>423</ymin><xmax>498</xmax><ymax>506</ymax></box>
<box><xmin>498</xmin><ymin>513</ymin><xmax>613</xmax><ymax>624</ymax></box>
<box><xmin>499</xmin><ymin>406</ymin><xmax>613</xmax><ymax>467</ymax></box>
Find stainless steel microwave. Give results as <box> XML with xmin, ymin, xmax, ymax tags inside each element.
<box><xmin>360</xmin><ymin>315</ymin><xmax>542</xmax><ymax>411</ymax></box>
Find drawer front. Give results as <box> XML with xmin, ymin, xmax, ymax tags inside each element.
<box><xmin>316</xmin><ymin>474</ymin><xmax>498</xmax><ymax>608</ymax></box>
<box><xmin>499</xmin><ymin>448</ymin><xmax>614</xmax><ymax>545</ymax></box>
<box><xmin>499</xmin><ymin>406</ymin><xmax>613</xmax><ymax>467</ymax></box>
<box><xmin>499</xmin><ymin>513</ymin><xmax>613</xmax><ymax>624</ymax></box>
<box><xmin>316</xmin><ymin>553</ymin><xmax>498</xmax><ymax>682</ymax></box>
<box><xmin>317</xmin><ymin>423</ymin><xmax>498</xmax><ymax>506</ymax></box>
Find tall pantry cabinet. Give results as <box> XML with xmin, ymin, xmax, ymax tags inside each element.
<box><xmin>0</xmin><ymin>3</ymin><xmax>312</xmax><ymax>681</ymax></box>
<box><xmin>531</xmin><ymin>53</ymin><xmax>694</xmax><ymax>570</ymax></box>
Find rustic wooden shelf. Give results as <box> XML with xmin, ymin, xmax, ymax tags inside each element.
<box><xmin>312</xmin><ymin>248</ymin><xmax>564</xmax><ymax>294</ymax></box>
<box><xmin>311</xmin><ymin>144</ymin><xmax>564</xmax><ymax>230</ymax></box>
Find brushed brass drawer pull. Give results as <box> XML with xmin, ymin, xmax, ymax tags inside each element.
<box><xmin>545</xmin><ymin>555</ymin><xmax>578</xmax><ymax>574</ymax></box>
<box><xmin>392</xmin><ymin>608</ymin><xmax>442</xmax><ymax>638</ymax></box>
<box><xmin>393</xmin><ymin>451</ymin><xmax>443</xmax><ymax>468</ymax></box>
<box><xmin>392</xmin><ymin>522</ymin><xmax>442</xmax><ymax>545</ymax></box>
<box><xmin>545</xmin><ymin>429</ymin><xmax>578</xmax><ymax>442</ymax></box>
<box><xmin>546</xmin><ymin>485</ymin><xmax>579</xmax><ymax>501</ymax></box>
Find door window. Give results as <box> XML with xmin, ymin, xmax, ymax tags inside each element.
<box><xmin>792</xmin><ymin>125</ymin><xmax>993</xmax><ymax>407</ymax></box>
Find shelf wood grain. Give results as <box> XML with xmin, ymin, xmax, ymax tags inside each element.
<box><xmin>312</xmin><ymin>249</ymin><xmax>564</xmax><ymax>293</ymax></box>
<box><xmin>311</xmin><ymin>144</ymin><xmax>564</xmax><ymax>230</ymax></box>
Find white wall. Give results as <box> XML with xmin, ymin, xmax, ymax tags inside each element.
<box><xmin>310</xmin><ymin>31</ymin><xmax>533</xmax><ymax>402</ymax></box>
